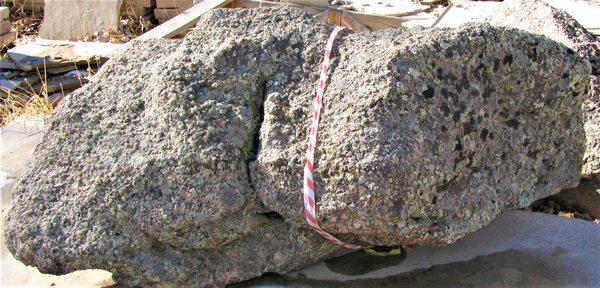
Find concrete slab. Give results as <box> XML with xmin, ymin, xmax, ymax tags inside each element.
<box><xmin>349</xmin><ymin>0</ymin><xmax>430</xmax><ymax>16</ymax></box>
<box><xmin>541</xmin><ymin>0</ymin><xmax>600</xmax><ymax>32</ymax></box>
<box><xmin>0</xmin><ymin>19</ymin><xmax>11</xmax><ymax>34</ymax></box>
<box><xmin>0</xmin><ymin>116</ymin><xmax>46</xmax><ymax>155</ymax></box>
<box><xmin>237</xmin><ymin>211</ymin><xmax>600</xmax><ymax>287</ymax></box>
<box><xmin>434</xmin><ymin>1</ymin><xmax>500</xmax><ymax>28</ymax></box>
<box><xmin>7</xmin><ymin>40</ymin><xmax>123</xmax><ymax>71</ymax></box>
<box><xmin>0</xmin><ymin>7</ymin><xmax>9</xmax><ymax>21</ymax></box>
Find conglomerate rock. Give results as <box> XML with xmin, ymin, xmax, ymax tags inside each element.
<box><xmin>487</xmin><ymin>0</ymin><xmax>600</xmax><ymax>178</ymax></box>
<box><xmin>4</xmin><ymin>7</ymin><xmax>591</xmax><ymax>287</ymax></box>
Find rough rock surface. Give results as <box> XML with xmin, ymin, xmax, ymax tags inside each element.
<box><xmin>4</xmin><ymin>7</ymin><xmax>591</xmax><ymax>287</ymax></box>
<box><xmin>252</xmin><ymin>13</ymin><xmax>590</xmax><ymax>245</ymax></box>
<box><xmin>487</xmin><ymin>0</ymin><xmax>600</xmax><ymax>178</ymax></box>
<box><xmin>6</xmin><ymin>9</ymin><xmax>340</xmax><ymax>287</ymax></box>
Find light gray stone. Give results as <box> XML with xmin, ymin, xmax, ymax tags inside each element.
<box><xmin>7</xmin><ymin>9</ymin><xmax>341</xmax><ymax>287</ymax></box>
<box><xmin>252</xmin><ymin>13</ymin><xmax>590</xmax><ymax>246</ymax></box>
<box><xmin>486</xmin><ymin>0</ymin><xmax>600</xmax><ymax>178</ymax></box>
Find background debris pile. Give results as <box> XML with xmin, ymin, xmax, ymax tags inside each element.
<box><xmin>0</xmin><ymin>40</ymin><xmax>120</xmax><ymax>124</ymax></box>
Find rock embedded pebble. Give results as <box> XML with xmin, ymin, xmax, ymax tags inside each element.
<box><xmin>4</xmin><ymin>7</ymin><xmax>592</xmax><ymax>287</ymax></box>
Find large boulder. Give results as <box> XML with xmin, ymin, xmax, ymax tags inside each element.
<box><xmin>4</xmin><ymin>7</ymin><xmax>591</xmax><ymax>287</ymax></box>
<box><xmin>486</xmin><ymin>0</ymin><xmax>600</xmax><ymax>219</ymax></box>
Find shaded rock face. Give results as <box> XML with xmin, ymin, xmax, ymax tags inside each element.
<box><xmin>487</xmin><ymin>0</ymin><xmax>600</xmax><ymax>178</ymax></box>
<box><xmin>4</xmin><ymin>7</ymin><xmax>591</xmax><ymax>287</ymax></box>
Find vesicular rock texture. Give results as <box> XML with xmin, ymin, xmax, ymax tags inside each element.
<box><xmin>487</xmin><ymin>0</ymin><xmax>600</xmax><ymax>178</ymax></box>
<box><xmin>5</xmin><ymin>7</ymin><xmax>591</xmax><ymax>287</ymax></box>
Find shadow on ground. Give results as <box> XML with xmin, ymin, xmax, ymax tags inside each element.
<box><xmin>232</xmin><ymin>249</ymin><xmax>586</xmax><ymax>287</ymax></box>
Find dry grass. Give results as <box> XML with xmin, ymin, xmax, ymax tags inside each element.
<box><xmin>0</xmin><ymin>90</ymin><xmax>54</xmax><ymax>125</ymax></box>
<box><xmin>0</xmin><ymin>62</ymin><xmax>93</xmax><ymax>125</ymax></box>
<box><xmin>0</xmin><ymin>2</ymin><xmax>48</xmax><ymax>125</ymax></box>
<box><xmin>66</xmin><ymin>1</ymin><xmax>155</xmax><ymax>43</ymax></box>
<box><xmin>121</xmin><ymin>2</ymin><xmax>155</xmax><ymax>36</ymax></box>
<box><xmin>0</xmin><ymin>75</ymin><xmax>56</xmax><ymax>125</ymax></box>
<box><xmin>0</xmin><ymin>1</ymin><xmax>107</xmax><ymax>126</ymax></box>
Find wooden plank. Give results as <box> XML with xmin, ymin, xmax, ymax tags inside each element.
<box><xmin>233</xmin><ymin>0</ymin><xmax>403</xmax><ymax>30</ymax></box>
<box><xmin>327</xmin><ymin>9</ymin><xmax>342</xmax><ymax>26</ymax></box>
<box><xmin>341</xmin><ymin>12</ymin><xmax>370</xmax><ymax>32</ymax></box>
<box><xmin>281</xmin><ymin>0</ymin><xmax>328</xmax><ymax>8</ymax></box>
<box><xmin>313</xmin><ymin>10</ymin><xmax>328</xmax><ymax>23</ymax></box>
<box><xmin>138</xmin><ymin>0</ymin><xmax>232</xmax><ymax>39</ymax></box>
<box><xmin>344</xmin><ymin>10</ymin><xmax>406</xmax><ymax>30</ymax></box>
<box><xmin>431</xmin><ymin>3</ymin><xmax>453</xmax><ymax>27</ymax></box>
